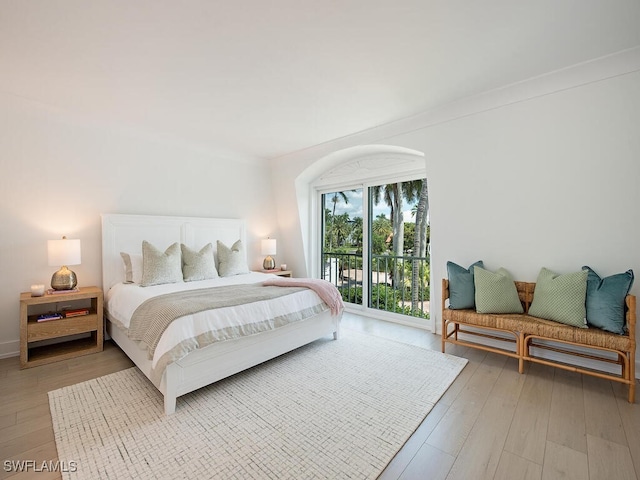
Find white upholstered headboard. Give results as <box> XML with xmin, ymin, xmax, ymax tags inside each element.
<box><xmin>101</xmin><ymin>214</ymin><xmax>247</xmax><ymax>294</ymax></box>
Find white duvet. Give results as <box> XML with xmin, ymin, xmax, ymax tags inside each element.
<box><xmin>106</xmin><ymin>272</ymin><xmax>327</xmax><ymax>372</ymax></box>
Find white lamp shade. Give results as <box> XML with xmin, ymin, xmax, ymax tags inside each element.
<box><xmin>48</xmin><ymin>238</ymin><xmax>81</xmax><ymax>266</ymax></box>
<box><xmin>261</xmin><ymin>238</ymin><xmax>277</xmax><ymax>256</ymax></box>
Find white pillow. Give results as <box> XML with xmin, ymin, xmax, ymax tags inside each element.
<box><xmin>120</xmin><ymin>252</ymin><xmax>143</xmax><ymax>284</ymax></box>
<box><xmin>181</xmin><ymin>243</ymin><xmax>218</xmax><ymax>281</ymax></box>
<box><xmin>141</xmin><ymin>241</ymin><xmax>183</xmax><ymax>287</ymax></box>
<box><xmin>216</xmin><ymin>239</ymin><xmax>250</xmax><ymax>277</ymax></box>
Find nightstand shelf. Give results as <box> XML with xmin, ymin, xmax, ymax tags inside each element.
<box><xmin>26</xmin><ymin>336</ymin><xmax>100</xmax><ymax>366</ymax></box>
<box><xmin>20</xmin><ymin>286</ymin><xmax>104</xmax><ymax>368</ymax></box>
<box><xmin>261</xmin><ymin>270</ymin><xmax>293</xmax><ymax>277</ymax></box>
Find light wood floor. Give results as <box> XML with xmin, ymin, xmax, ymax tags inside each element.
<box><xmin>1</xmin><ymin>312</ymin><xmax>639</xmax><ymax>479</ymax></box>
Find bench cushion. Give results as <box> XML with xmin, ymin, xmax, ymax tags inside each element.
<box><xmin>443</xmin><ymin>308</ymin><xmax>500</xmax><ymax>329</ymax></box>
<box><xmin>498</xmin><ymin>313</ymin><xmax>631</xmax><ymax>352</ymax></box>
<box><xmin>444</xmin><ymin>309</ymin><xmax>633</xmax><ymax>352</ymax></box>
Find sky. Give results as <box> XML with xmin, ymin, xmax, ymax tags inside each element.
<box><xmin>324</xmin><ymin>189</ymin><xmax>418</xmax><ymax>224</ymax></box>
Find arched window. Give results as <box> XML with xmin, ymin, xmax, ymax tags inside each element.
<box><xmin>299</xmin><ymin>145</ymin><xmax>430</xmax><ymax>329</ymax></box>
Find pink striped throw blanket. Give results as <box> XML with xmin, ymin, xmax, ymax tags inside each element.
<box><xmin>262</xmin><ymin>277</ymin><xmax>345</xmax><ymax>315</ymax></box>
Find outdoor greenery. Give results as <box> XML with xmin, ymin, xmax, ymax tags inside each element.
<box><xmin>338</xmin><ymin>284</ymin><xmax>429</xmax><ymax>319</ymax></box>
<box><xmin>322</xmin><ymin>179</ymin><xmax>430</xmax><ymax>319</ymax></box>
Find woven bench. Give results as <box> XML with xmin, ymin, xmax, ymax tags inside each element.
<box><xmin>441</xmin><ymin>279</ymin><xmax>637</xmax><ymax>402</ymax></box>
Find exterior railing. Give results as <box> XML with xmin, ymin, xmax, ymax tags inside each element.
<box><xmin>321</xmin><ymin>251</ymin><xmax>430</xmax><ymax>319</ymax></box>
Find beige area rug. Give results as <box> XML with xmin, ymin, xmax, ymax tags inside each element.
<box><xmin>49</xmin><ymin>330</ymin><xmax>467</xmax><ymax>480</ymax></box>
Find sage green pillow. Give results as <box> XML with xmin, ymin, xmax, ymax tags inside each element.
<box><xmin>473</xmin><ymin>266</ymin><xmax>524</xmax><ymax>314</ymax></box>
<box><xmin>141</xmin><ymin>241</ymin><xmax>183</xmax><ymax>287</ymax></box>
<box><xmin>217</xmin><ymin>239</ymin><xmax>250</xmax><ymax>277</ymax></box>
<box><xmin>529</xmin><ymin>267</ymin><xmax>587</xmax><ymax>328</ymax></box>
<box><xmin>181</xmin><ymin>243</ymin><xmax>218</xmax><ymax>281</ymax></box>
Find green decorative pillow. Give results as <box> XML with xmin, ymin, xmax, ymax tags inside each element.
<box><xmin>583</xmin><ymin>266</ymin><xmax>634</xmax><ymax>334</ymax></box>
<box><xmin>217</xmin><ymin>240</ymin><xmax>250</xmax><ymax>277</ymax></box>
<box><xmin>447</xmin><ymin>260</ymin><xmax>484</xmax><ymax>309</ymax></box>
<box><xmin>141</xmin><ymin>241</ymin><xmax>183</xmax><ymax>287</ymax></box>
<box><xmin>529</xmin><ymin>267</ymin><xmax>587</xmax><ymax>328</ymax></box>
<box><xmin>181</xmin><ymin>243</ymin><xmax>218</xmax><ymax>282</ymax></box>
<box><xmin>473</xmin><ymin>266</ymin><xmax>524</xmax><ymax>314</ymax></box>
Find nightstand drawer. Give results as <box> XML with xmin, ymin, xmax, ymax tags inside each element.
<box><xmin>27</xmin><ymin>314</ymin><xmax>99</xmax><ymax>341</ymax></box>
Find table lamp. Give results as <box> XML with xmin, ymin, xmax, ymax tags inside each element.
<box><xmin>261</xmin><ymin>238</ymin><xmax>276</xmax><ymax>270</ymax></box>
<box><xmin>48</xmin><ymin>236</ymin><xmax>81</xmax><ymax>290</ymax></box>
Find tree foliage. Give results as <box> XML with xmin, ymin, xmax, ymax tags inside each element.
<box><xmin>322</xmin><ymin>180</ymin><xmax>430</xmax><ymax>319</ymax></box>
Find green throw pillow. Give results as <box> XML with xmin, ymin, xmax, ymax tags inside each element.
<box><xmin>528</xmin><ymin>267</ymin><xmax>587</xmax><ymax>328</ymax></box>
<box><xmin>473</xmin><ymin>266</ymin><xmax>524</xmax><ymax>314</ymax></box>
<box><xmin>583</xmin><ymin>266</ymin><xmax>634</xmax><ymax>334</ymax></box>
<box><xmin>447</xmin><ymin>260</ymin><xmax>484</xmax><ymax>309</ymax></box>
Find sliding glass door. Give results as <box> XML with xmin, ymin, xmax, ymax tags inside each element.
<box><xmin>321</xmin><ymin>189</ymin><xmax>364</xmax><ymax>304</ymax></box>
<box><xmin>321</xmin><ymin>178</ymin><xmax>429</xmax><ymax>323</ymax></box>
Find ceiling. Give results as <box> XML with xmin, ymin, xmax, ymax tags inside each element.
<box><xmin>2</xmin><ymin>0</ymin><xmax>640</xmax><ymax>161</ymax></box>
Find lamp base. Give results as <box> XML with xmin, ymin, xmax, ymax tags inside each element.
<box><xmin>51</xmin><ymin>266</ymin><xmax>78</xmax><ymax>290</ymax></box>
<box><xmin>263</xmin><ymin>256</ymin><xmax>275</xmax><ymax>270</ymax></box>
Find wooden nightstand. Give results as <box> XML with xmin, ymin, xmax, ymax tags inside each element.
<box><xmin>20</xmin><ymin>286</ymin><xmax>104</xmax><ymax>368</ymax></box>
<box><xmin>261</xmin><ymin>270</ymin><xmax>293</xmax><ymax>277</ymax></box>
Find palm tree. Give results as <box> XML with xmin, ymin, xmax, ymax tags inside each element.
<box><xmin>411</xmin><ymin>180</ymin><xmax>429</xmax><ymax>311</ymax></box>
<box><xmin>351</xmin><ymin>216</ymin><xmax>363</xmax><ymax>250</ymax></box>
<box><xmin>372</xmin><ymin>179</ymin><xmax>429</xmax><ymax>313</ymax></box>
<box><xmin>331</xmin><ymin>191</ymin><xmax>349</xmax><ymax>217</ymax></box>
<box><xmin>371</xmin><ymin>183</ymin><xmax>404</xmax><ymax>257</ymax></box>
<box><xmin>372</xmin><ymin>214</ymin><xmax>392</xmax><ymax>254</ymax></box>
<box><xmin>324</xmin><ymin>192</ymin><xmax>350</xmax><ymax>251</ymax></box>
<box><xmin>331</xmin><ymin>213</ymin><xmax>351</xmax><ymax>248</ymax></box>
<box><xmin>372</xmin><ymin>183</ymin><xmax>404</xmax><ymax>291</ymax></box>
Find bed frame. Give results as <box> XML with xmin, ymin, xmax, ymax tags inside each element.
<box><xmin>101</xmin><ymin>214</ymin><xmax>340</xmax><ymax>414</ymax></box>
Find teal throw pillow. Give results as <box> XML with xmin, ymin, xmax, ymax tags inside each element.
<box><xmin>582</xmin><ymin>266</ymin><xmax>634</xmax><ymax>334</ymax></box>
<box><xmin>528</xmin><ymin>267</ymin><xmax>587</xmax><ymax>328</ymax></box>
<box><xmin>447</xmin><ymin>260</ymin><xmax>484</xmax><ymax>309</ymax></box>
<box><xmin>473</xmin><ymin>266</ymin><xmax>524</xmax><ymax>314</ymax></box>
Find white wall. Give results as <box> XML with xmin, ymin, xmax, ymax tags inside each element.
<box><xmin>0</xmin><ymin>94</ymin><xmax>278</xmax><ymax>357</ymax></box>
<box><xmin>270</xmin><ymin>51</ymin><xmax>640</xmax><ymax>343</ymax></box>
<box><xmin>402</xmin><ymin>70</ymin><xmax>640</xmax><ymax>313</ymax></box>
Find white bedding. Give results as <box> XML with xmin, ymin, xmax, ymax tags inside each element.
<box><xmin>106</xmin><ymin>272</ymin><xmax>328</xmax><ymax>373</ymax></box>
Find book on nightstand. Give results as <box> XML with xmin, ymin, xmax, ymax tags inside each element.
<box><xmin>37</xmin><ymin>313</ymin><xmax>64</xmax><ymax>322</ymax></box>
<box><xmin>63</xmin><ymin>308</ymin><xmax>90</xmax><ymax>318</ymax></box>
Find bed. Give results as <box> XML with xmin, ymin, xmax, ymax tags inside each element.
<box><xmin>101</xmin><ymin>214</ymin><xmax>341</xmax><ymax>415</ymax></box>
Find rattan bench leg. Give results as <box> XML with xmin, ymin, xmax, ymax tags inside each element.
<box><xmin>629</xmin><ymin>352</ymin><xmax>636</xmax><ymax>403</ymax></box>
<box><xmin>441</xmin><ymin>318</ymin><xmax>449</xmax><ymax>353</ymax></box>
<box><xmin>518</xmin><ymin>332</ymin><xmax>525</xmax><ymax>374</ymax></box>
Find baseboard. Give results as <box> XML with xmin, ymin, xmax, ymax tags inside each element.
<box><xmin>343</xmin><ymin>305</ymin><xmax>432</xmax><ymax>331</ymax></box>
<box><xmin>0</xmin><ymin>339</ymin><xmax>19</xmax><ymax>359</ymax></box>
